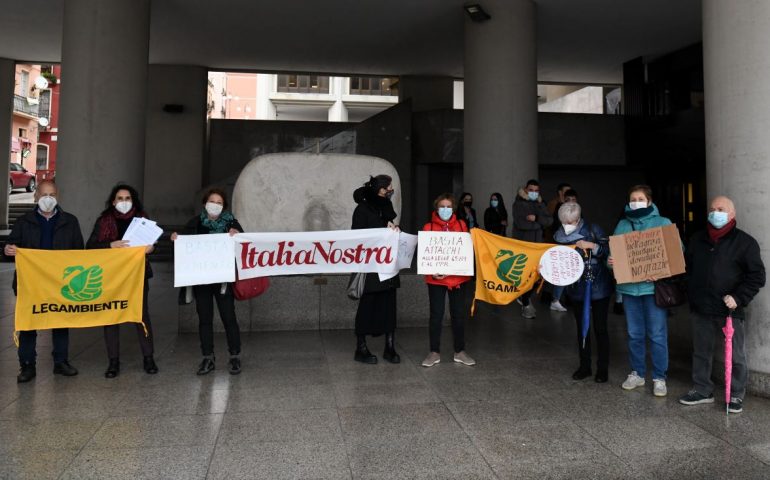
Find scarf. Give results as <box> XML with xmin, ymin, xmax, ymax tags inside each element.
<box><xmin>707</xmin><ymin>218</ymin><xmax>736</xmax><ymax>244</ymax></box>
<box><xmin>201</xmin><ymin>210</ymin><xmax>235</xmax><ymax>233</ymax></box>
<box><xmin>625</xmin><ymin>205</ymin><xmax>654</xmax><ymax>219</ymax></box>
<box><xmin>96</xmin><ymin>207</ymin><xmax>143</xmax><ymax>242</ymax></box>
<box><xmin>553</xmin><ymin>219</ymin><xmax>586</xmax><ymax>244</ymax></box>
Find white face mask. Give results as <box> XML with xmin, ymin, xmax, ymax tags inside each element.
<box><xmin>205</xmin><ymin>202</ymin><xmax>223</xmax><ymax>217</ymax></box>
<box><xmin>115</xmin><ymin>201</ymin><xmax>132</xmax><ymax>214</ymax></box>
<box><xmin>629</xmin><ymin>201</ymin><xmax>648</xmax><ymax>210</ymax></box>
<box><xmin>37</xmin><ymin>196</ymin><xmax>57</xmax><ymax>213</ymax></box>
<box><xmin>563</xmin><ymin>223</ymin><xmax>578</xmax><ymax>235</ymax></box>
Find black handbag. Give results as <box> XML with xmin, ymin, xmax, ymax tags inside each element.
<box><xmin>654</xmin><ymin>275</ymin><xmax>687</xmax><ymax>308</ymax></box>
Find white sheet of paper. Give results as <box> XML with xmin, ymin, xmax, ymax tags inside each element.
<box><xmin>378</xmin><ymin>232</ymin><xmax>418</xmax><ymax>281</ymax></box>
<box><xmin>174</xmin><ymin>234</ymin><xmax>236</xmax><ymax>287</ymax></box>
<box><xmin>122</xmin><ymin>217</ymin><xmax>163</xmax><ymax>247</ymax></box>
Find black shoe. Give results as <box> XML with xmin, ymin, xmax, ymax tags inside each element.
<box><xmin>728</xmin><ymin>397</ymin><xmax>743</xmax><ymax>413</ymax></box>
<box><xmin>383</xmin><ymin>332</ymin><xmax>401</xmax><ymax>364</ymax></box>
<box><xmin>572</xmin><ymin>368</ymin><xmax>592</xmax><ymax>380</ymax></box>
<box><xmin>53</xmin><ymin>361</ymin><xmax>78</xmax><ymax>377</ymax></box>
<box><xmin>678</xmin><ymin>390</ymin><xmax>715</xmax><ymax>406</ymax></box>
<box><xmin>143</xmin><ymin>356</ymin><xmax>158</xmax><ymax>374</ymax></box>
<box><xmin>197</xmin><ymin>357</ymin><xmax>215</xmax><ymax>375</ymax></box>
<box><xmin>105</xmin><ymin>359</ymin><xmax>120</xmax><ymax>379</ymax></box>
<box><xmin>228</xmin><ymin>357</ymin><xmax>241</xmax><ymax>375</ymax></box>
<box><xmin>594</xmin><ymin>370</ymin><xmax>608</xmax><ymax>383</ymax></box>
<box><xmin>17</xmin><ymin>363</ymin><xmax>36</xmax><ymax>383</ymax></box>
<box><xmin>354</xmin><ymin>345</ymin><xmax>377</xmax><ymax>364</ymax></box>
<box><xmin>613</xmin><ymin>302</ymin><xmax>624</xmax><ymax>315</ymax></box>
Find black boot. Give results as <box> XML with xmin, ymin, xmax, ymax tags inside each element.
<box><xmin>105</xmin><ymin>358</ymin><xmax>120</xmax><ymax>379</ymax></box>
<box><xmin>572</xmin><ymin>366</ymin><xmax>592</xmax><ymax>380</ymax></box>
<box><xmin>143</xmin><ymin>356</ymin><xmax>158</xmax><ymax>374</ymax></box>
<box><xmin>17</xmin><ymin>363</ymin><xmax>36</xmax><ymax>383</ymax></box>
<box><xmin>197</xmin><ymin>356</ymin><xmax>215</xmax><ymax>375</ymax></box>
<box><xmin>53</xmin><ymin>361</ymin><xmax>78</xmax><ymax>377</ymax></box>
<box><xmin>354</xmin><ymin>335</ymin><xmax>377</xmax><ymax>364</ymax></box>
<box><xmin>383</xmin><ymin>332</ymin><xmax>400</xmax><ymax>364</ymax></box>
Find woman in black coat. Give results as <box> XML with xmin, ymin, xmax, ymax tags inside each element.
<box><xmin>483</xmin><ymin>192</ymin><xmax>508</xmax><ymax>236</ymax></box>
<box><xmin>351</xmin><ymin>175</ymin><xmax>400</xmax><ymax>364</ymax></box>
<box><xmin>87</xmin><ymin>183</ymin><xmax>157</xmax><ymax>378</ymax></box>
<box><xmin>171</xmin><ymin>188</ymin><xmax>244</xmax><ymax>376</ymax></box>
<box><xmin>455</xmin><ymin>192</ymin><xmax>478</xmax><ymax>229</ymax></box>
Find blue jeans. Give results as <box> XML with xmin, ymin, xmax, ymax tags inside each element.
<box><xmin>622</xmin><ymin>294</ymin><xmax>668</xmax><ymax>379</ymax></box>
<box><xmin>18</xmin><ymin>329</ymin><xmax>70</xmax><ymax>365</ymax></box>
<box><xmin>552</xmin><ymin>285</ymin><xmax>564</xmax><ymax>302</ymax></box>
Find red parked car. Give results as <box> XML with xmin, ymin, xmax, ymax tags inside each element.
<box><xmin>9</xmin><ymin>163</ymin><xmax>35</xmax><ymax>192</ymax></box>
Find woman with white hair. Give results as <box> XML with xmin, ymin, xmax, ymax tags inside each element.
<box><xmin>554</xmin><ymin>202</ymin><xmax>613</xmax><ymax>383</ymax></box>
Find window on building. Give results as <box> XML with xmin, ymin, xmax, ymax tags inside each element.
<box><xmin>39</xmin><ymin>90</ymin><xmax>51</xmax><ymax>120</ymax></box>
<box><xmin>277</xmin><ymin>74</ymin><xmax>330</xmax><ymax>93</ymax></box>
<box><xmin>18</xmin><ymin>128</ymin><xmax>26</xmax><ymax>138</ymax></box>
<box><xmin>36</xmin><ymin>144</ymin><xmax>49</xmax><ymax>170</ymax></box>
<box><xmin>20</xmin><ymin>70</ymin><xmax>29</xmax><ymax>96</ymax></box>
<box><xmin>349</xmin><ymin>77</ymin><xmax>397</xmax><ymax>96</ymax></box>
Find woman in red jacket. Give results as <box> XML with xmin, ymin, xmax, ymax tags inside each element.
<box><xmin>421</xmin><ymin>193</ymin><xmax>476</xmax><ymax>367</ymax></box>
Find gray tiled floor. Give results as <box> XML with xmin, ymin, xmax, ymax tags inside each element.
<box><xmin>1</xmin><ymin>263</ymin><xmax>770</xmax><ymax>479</ymax></box>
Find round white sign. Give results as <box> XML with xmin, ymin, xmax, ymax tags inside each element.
<box><xmin>539</xmin><ymin>245</ymin><xmax>585</xmax><ymax>286</ymax></box>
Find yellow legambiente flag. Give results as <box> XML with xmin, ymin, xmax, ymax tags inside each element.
<box><xmin>471</xmin><ymin>228</ymin><xmax>556</xmax><ymax>309</ymax></box>
<box><xmin>15</xmin><ymin>247</ymin><xmax>146</xmax><ymax>332</ymax></box>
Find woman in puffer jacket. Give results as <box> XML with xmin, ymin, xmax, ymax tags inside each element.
<box><xmin>420</xmin><ymin>193</ymin><xmax>475</xmax><ymax>368</ymax></box>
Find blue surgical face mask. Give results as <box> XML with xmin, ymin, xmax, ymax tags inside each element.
<box><xmin>490</xmin><ymin>199</ymin><xmax>499</xmax><ymax>208</ymax></box>
<box><xmin>708</xmin><ymin>211</ymin><xmax>730</xmax><ymax>229</ymax></box>
<box><xmin>438</xmin><ymin>207</ymin><xmax>453</xmax><ymax>221</ymax></box>
<box><xmin>527</xmin><ymin>191</ymin><xmax>539</xmax><ymax>201</ymax></box>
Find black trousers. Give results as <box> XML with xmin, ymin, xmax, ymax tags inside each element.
<box><xmin>104</xmin><ymin>282</ymin><xmax>153</xmax><ymax>360</ymax></box>
<box><xmin>194</xmin><ymin>283</ymin><xmax>241</xmax><ymax>356</ymax></box>
<box><xmin>18</xmin><ymin>329</ymin><xmax>69</xmax><ymax>365</ymax></box>
<box><xmin>570</xmin><ymin>296</ymin><xmax>610</xmax><ymax>372</ymax></box>
<box><xmin>428</xmin><ymin>283</ymin><xmax>466</xmax><ymax>353</ymax></box>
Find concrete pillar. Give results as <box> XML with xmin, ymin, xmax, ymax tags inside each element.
<box><xmin>328</xmin><ymin>77</ymin><xmax>348</xmax><ymax>122</ymax></box>
<box><xmin>463</xmin><ymin>0</ymin><xmax>537</xmax><ymax>205</ymax></box>
<box><xmin>255</xmin><ymin>74</ymin><xmax>276</xmax><ymax>120</ymax></box>
<box><xmin>144</xmin><ymin>65</ymin><xmax>207</xmax><ymax>226</ymax></box>
<box><xmin>703</xmin><ymin>0</ymin><xmax>770</xmax><ymax>395</ymax></box>
<box><xmin>0</xmin><ymin>58</ymin><xmax>13</xmax><ymax>229</ymax></box>
<box><xmin>398</xmin><ymin>76</ymin><xmax>455</xmax><ymax>112</ymax></box>
<box><xmin>57</xmin><ymin>0</ymin><xmax>150</xmax><ymax>233</ymax></box>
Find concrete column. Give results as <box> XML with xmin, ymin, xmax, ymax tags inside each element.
<box><xmin>255</xmin><ymin>74</ymin><xmax>276</xmax><ymax>120</ymax></box>
<box><xmin>703</xmin><ymin>0</ymin><xmax>770</xmax><ymax>395</ymax></box>
<box><xmin>144</xmin><ymin>65</ymin><xmax>207</xmax><ymax>226</ymax></box>
<box><xmin>0</xmin><ymin>58</ymin><xmax>13</xmax><ymax>229</ymax></box>
<box><xmin>463</xmin><ymin>0</ymin><xmax>537</xmax><ymax>205</ymax></box>
<box><xmin>56</xmin><ymin>0</ymin><xmax>150</xmax><ymax>233</ymax></box>
<box><xmin>328</xmin><ymin>77</ymin><xmax>348</xmax><ymax>122</ymax></box>
<box><xmin>398</xmin><ymin>76</ymin><xmax>455</xmax><ymax>112</ymax></box>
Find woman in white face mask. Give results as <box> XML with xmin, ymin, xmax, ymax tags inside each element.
<box><xmin>170</xmin><ymin>188</ymin><xmax>244</xmax><ymax>375</ymax></box>
<box><xmin>553</xmin><ymin>202</ymin><xmax>612</xmax><ymax>383</ymax></box>
<box><xmin>86</xmin><ymin>183</ymin><xmax>157</xmax><ymax>378</ymax></box>
<box><xmin>608</xmin><ymin>184</ymin><xmax>677</xmax><ymax>398</ymax></box>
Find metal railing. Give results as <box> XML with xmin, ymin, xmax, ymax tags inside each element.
<box><xmin>13</xmin><ymin>94</ymin><xmax>38</xmax><ymax>117</ymax></box>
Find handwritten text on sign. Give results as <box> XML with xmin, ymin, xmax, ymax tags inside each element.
<box><xmin>417</xmin><ymin>231</ymin><xmax>474</xmax><ymax>276</ymax></box>
<box><xmin>538</xmin><ymin>246</ymin><xmax>584</xmax><ymax>286</ymax></box>
<box><xmin>609</xmin><ymin>224</ymin><xmax>686</xmax><ymax>284</ymax></box>
<box><xmin>174</xmin><ymin>234</ymin><xmax>236</xmax><ymax>287</ymax></box>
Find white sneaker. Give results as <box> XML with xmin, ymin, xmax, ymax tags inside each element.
<box><xmin>422</xmin><ymin>352</ymin><xmax>440</xmax><ymax>367</ymax></box>
<box><xmin>621</xmin><ymin>371</ymin><xmax>645</xmax><ymax>390</ymax></box>
<box><xmin>550</xmin><ymin>300</ymin><xmax>568</xmax><ymax>312</ymax></box>
<box><xmin>521</xmin><ymin>304</ymin><xmax>536</xmax><ymax>319</ymax></box>
<box><xmin>653</xmin><ymin>379</ymin><xmax>667</xmax><ymax>397</ymax></box>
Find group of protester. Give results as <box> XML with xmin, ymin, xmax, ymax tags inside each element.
<box><xmin>6</xmin><ymin>175</ymin><xmax>766</xmax><ymax>414</ymax></box>
<box><xmin>350</xmin><ymin>175</ymin><xmax>765</xmax><ymax>414</ymax></box>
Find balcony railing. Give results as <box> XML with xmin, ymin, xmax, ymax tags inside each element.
<box><xmin>13</xmin><ymin>94</ymin><xmax>39</xmax><ymax>117</ymax></box>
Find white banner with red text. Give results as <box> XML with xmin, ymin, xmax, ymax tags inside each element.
<box><xmin>234</xmin><ymin>228</ymin><xmax>405</xmax><ymax>280</ymax></box>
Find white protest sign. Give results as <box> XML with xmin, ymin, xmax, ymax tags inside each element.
<box><xmin>417</xmin><ymin>231</ymin><xmax>474</xmax><ymax>276</ymax></box>
<box><xmin>538</xmin><ymin>245</ymin><xmax>584</xmax><ymax>286</ymax></box>
<box><xmin>379</xmin><ymin>232</ymin><xmax>418</xmax><ymax>281</ymax></box>
<box><xmin>174</xmin><ymin>234</ymin><xmax>236</xmax><ymax>287</ymax></box>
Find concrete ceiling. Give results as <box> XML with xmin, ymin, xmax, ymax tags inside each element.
<box><xmin>1</xmin><ymin>0</ymin><xmax>701</xmax><ymax>84</ymax></box>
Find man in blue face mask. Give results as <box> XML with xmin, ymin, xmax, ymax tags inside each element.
<box><xmin>679</xmin><ymin>196</ymin><xmax>766</xmax><ymax>413</ymax></box>
<box><xmin>512</xmin><ymin>179</ymin><xmax>553</xmax><ymax>318</ymax></box>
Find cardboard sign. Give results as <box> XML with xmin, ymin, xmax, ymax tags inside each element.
<box><xmin>539</xmin><ymin>246</ymin><xmax>584</xmax><ymax>286</ymax></box>
<box><xmin>609</xmin><ymin>224</ymin><xmax>685</xmax><ymax>284</ymax></box>
<box><xmin>417</xmin><ymin>231</ymin><xmax>474</xmax><ymax>276</ymax></box>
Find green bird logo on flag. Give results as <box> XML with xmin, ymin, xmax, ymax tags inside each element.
<box><xmin>61</xmin><ymin>265</ymin><xmax>103</xmax><ymax>302</ymax></box>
